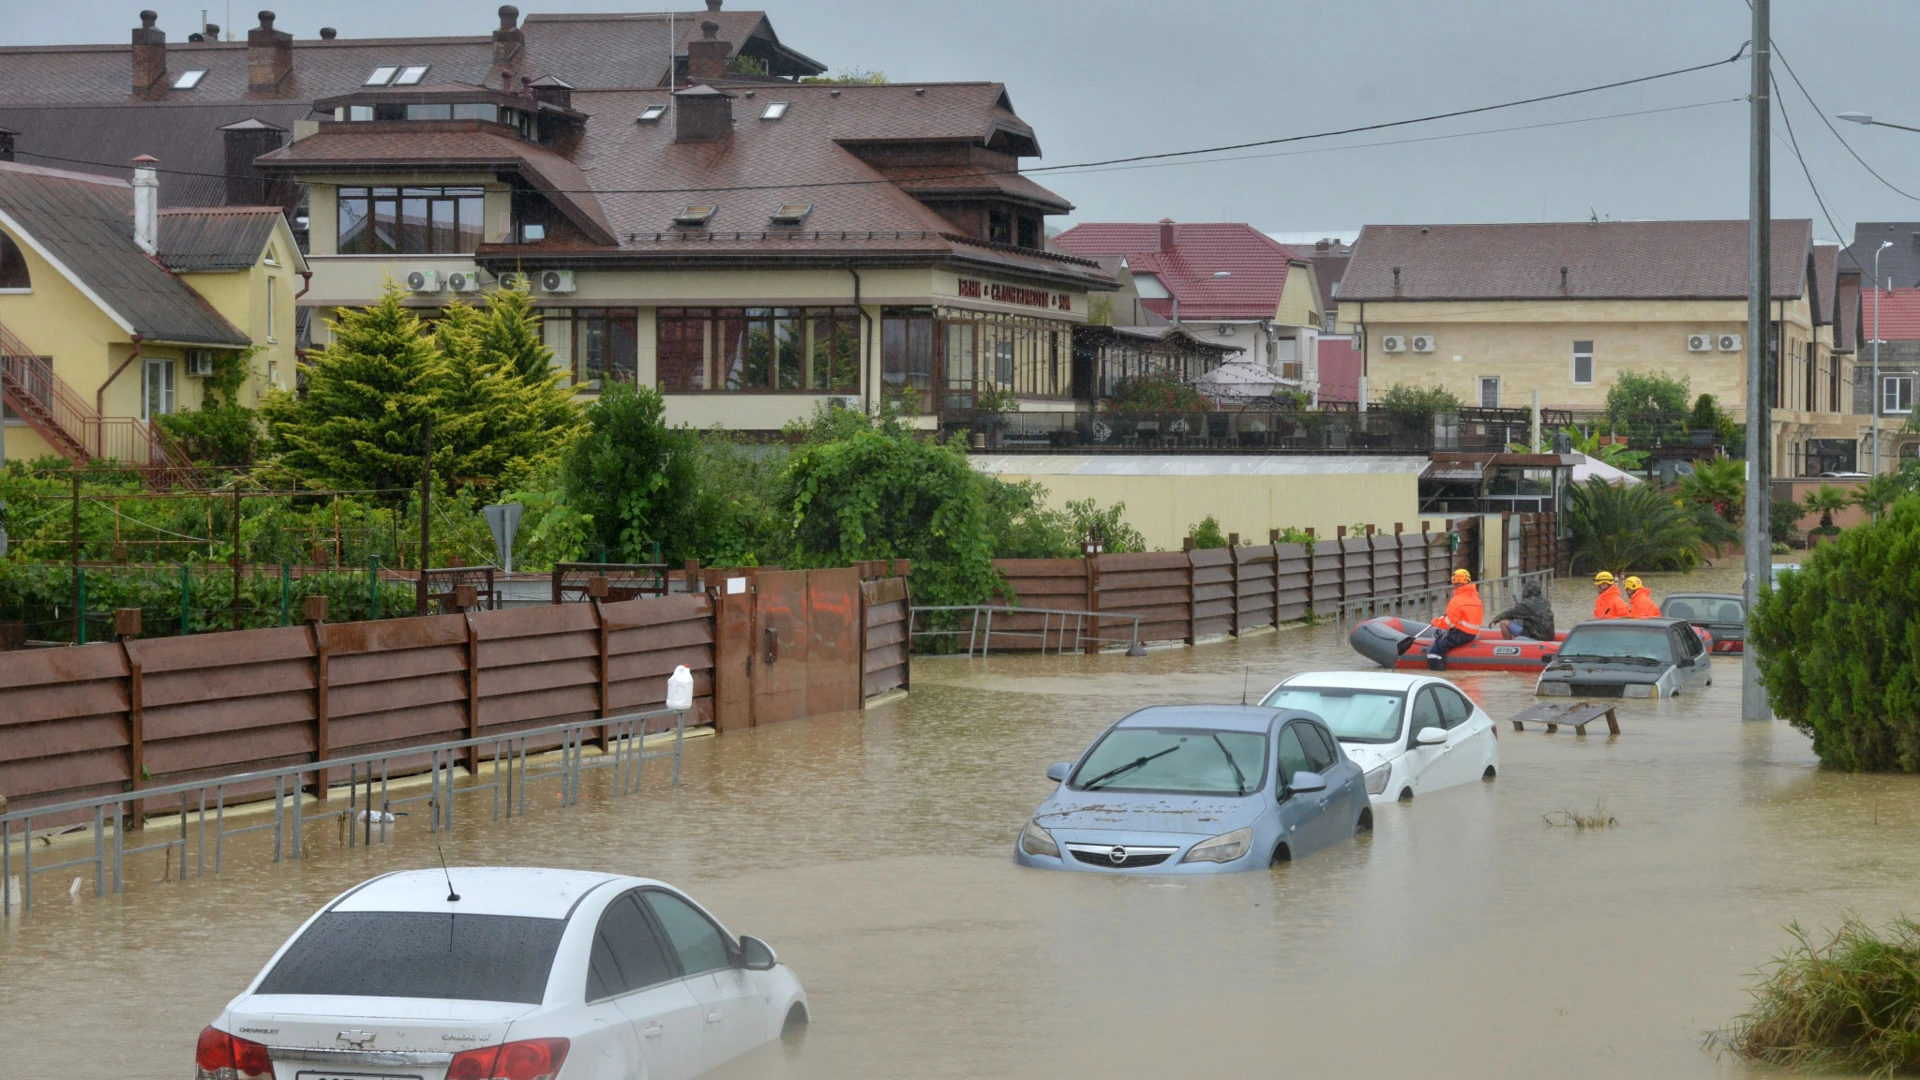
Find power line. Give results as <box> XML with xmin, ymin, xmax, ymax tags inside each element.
<box><xmin>11</xmin><ymin>44</ymin><xmax>1749</xmax><ymax>199</ymax></box>
<box><xmin>1771</xmin><ymin>73</ymin><xmax>1851</xmax><ymax>248</ymax></box>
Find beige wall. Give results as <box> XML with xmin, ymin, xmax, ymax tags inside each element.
<box><xmin>973</xmin><ymin>459</ymin><xmax>1423</xmax><ymax>552</ymax></box>
<box><xmin>1275</xmin><ymin>262</ymin><xmax>1324</xmax><ymax>329</ymax></box>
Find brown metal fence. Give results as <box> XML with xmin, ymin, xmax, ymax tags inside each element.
<box><xmin>985</xmin><ymin>519</ymin><xmax>1491</xmax><ymax>651</ymax></box>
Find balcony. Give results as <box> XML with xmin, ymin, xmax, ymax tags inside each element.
<box><xmin>942</xmin><ymin>405</ymin><xmax>1570</xmax><ymax>454</ymax></box>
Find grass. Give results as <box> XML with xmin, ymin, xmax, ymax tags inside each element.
<box><xmin>1542</xmin><ymin>801</ymin><xmax>1618</xmax><ymax>830</ymax></box>
<box><xmin>1713</xmin><ymin>917</ymin><xmax>1920</xmax><ymax>1077</ymax></box>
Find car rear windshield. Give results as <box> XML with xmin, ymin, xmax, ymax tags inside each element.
<box><xmin>1559</xmin><ymin>626</ymin><xmax>1671</xmax><ymax>662</ymax></box>
<box><xmin>1261</xmin><ymin>688</ymin><xmax>1405</xmax><ymax>743</ymax></box>
<box><xmin>1662</xmin><ymin>597</ymin><xmax>1743</xmax><ymax>623</ymax></box>
<box><xmin>1070</xmin><ymin>727</ymin><xmax>1268</xmax><ymax>796</ymax></box>
<box><xmin>256</xmin><ymin>912</ymin><xmax>565</xmax><ymax>1004</ymax></box>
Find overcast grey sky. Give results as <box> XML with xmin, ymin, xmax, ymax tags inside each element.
<box><xmin>14</xmin><ymin>0</ymin><xmax>1920</xmax><ymax>244</ymax></box>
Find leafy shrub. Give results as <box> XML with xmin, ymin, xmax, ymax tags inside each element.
<box><xmin>1750</xmin><ymin>496</ymin><xmax>1920</xmax><ymax>770</ymax></box>
<box><xmin>561</xmin><ymin>381</ymin><xmax>700</xmax><ymax>564</ymax></box>
<box><xmin>1108</xmin><ymin>371</ymin><xmax>1210</xmax><ymax>412</ymax></box>
<box><xmin>1717</xmin><ymin>916</ymin><xmax>1920</xmax><ymax>1075</ymax></box>
<box><xmin>1604</xmin><ymin>370</ymin><xmax>1691</xmax><ymax>442</ymax></box>
<box><xmin>1187</xmin><ymin>515</ymin><xmax>1229</xmax><ymax>549</ymax></box>
<box><xmin>1377</xmin><ymin>383</ymin><xmax>1462</xmax><ymax>428</ymax></box>
<box><xmin>1679</xmin><ymin>457</ymin><xmax>1744</xmax><ymax>524</ymax></box>
<box><xmin>1565</xmin><ymin>476</ymin><xmax>1707</xmax><ymax>572</ymax></box>
<box><xmin>1771</xmin><ymin>499</ymin><xmax>1802</xmax><ymax>545</ymax></box>
<box><xmin>154</xmin><ymin>404</ymin><xmax>261</xmax><ymax>467</ymax></box>
<box><xmin>1060</xmin><ymin>498</ymin><xmax>1145</xmax><ymax>554</ymax></box>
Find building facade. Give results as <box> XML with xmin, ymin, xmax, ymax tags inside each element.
<box><xmin>1337</xmin><ymin>220</ymin><xmax>1861</xmax><ymax>474</ymax></box>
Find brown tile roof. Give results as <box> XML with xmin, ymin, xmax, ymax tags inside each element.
<box><xmin>0</xmin><ymin>103</ymin><xmax>309</xmax><ymax>208</ymax></box>
<box><xmin>256</xmin><ymin>122</ymin><xmax>616</xmax><ymax>246</ymax></box>
<box><xmin>876</xmin><ymin>162</ymin><xmax>1071</xmax><ymax>213</ymax></box>
<box><xmin>0</xmin><ymin>161</ymin><xmax>249</xmax><ymax>346</ymax></box>
<box><xmin>1053</xmin><ymin>221</ymin><xmax>1305</xmax><ymax>320</ymax></box>
<box><xmin>1339</xmin><ymin>220</ymin><xmax>1814</xmax><ymax>302</ymax></box>
<box><xmin>156</xmin><ymin>206</ymin><xmax>284</xmax><ymax>271</ymax></box>
<box><xmin>1814</xmin><ymin>243</ymin><xmax>1838</xmax><ymax>325</ymax></box>
<box><xmin>1835</xmin><ymin>272</ymin><xmax>1860</xmax><ymax>354</ymax></box>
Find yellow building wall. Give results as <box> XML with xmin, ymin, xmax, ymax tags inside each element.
<box><xmin>973</xmin><ymin>462</ymin><xmax>1423</xmax><ymax>552</ymax></box>
<box><xmin>1275</xmin><ymin>263</ymin><xmax>1323</xmax><ymax>329</ymax></box>
<box><xmin>177</xmin><ymin>219</ymin><xmax>303</xmax><ymax>403</ymax></box>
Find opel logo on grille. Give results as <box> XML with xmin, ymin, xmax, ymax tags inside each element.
<box><xmin>1108</xmin><ymin>846</ymin><xmax>1128</xmax><ymax>864</ymax></box>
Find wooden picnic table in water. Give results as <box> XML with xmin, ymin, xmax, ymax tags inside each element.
<box><xmin>1508</xmin><ymin>700</ymin><xmax>1621</xmax><ymax>736</ymax></box>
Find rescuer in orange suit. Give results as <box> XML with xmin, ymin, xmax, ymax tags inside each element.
<box><xmin>1424</xmin><ymin>568</ymin><xmax>1484</xmax><ymax>671</ymax></box>
<box><xmin>1625</xmin><ymin>576</ymin><xmax>1660</xmax><ymax>618</ymax></box>
<box><xmin>1593</xmin><ymin>571</ymin><xmax>1629</xmax><ymax>619</ymax></box>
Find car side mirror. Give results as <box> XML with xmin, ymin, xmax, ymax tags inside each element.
<box><xmin>738</xmin><ymin>935</ymin><xmax>777</xmax><ymax>972</ymax></box>
<box><xmin>1286</xmin><ymin>770</ymin><xmax>1327</xmax><ymax>795</ymax></box>
<box><xmin>1415</xmin><ymin>726</ymin><xmax>1448</xmax><ymax>746</ymax></box>
<box><xmin>1046</xmin><ymin>762</ymin><xmax>1071</xmax><ymax>783</ymax></box>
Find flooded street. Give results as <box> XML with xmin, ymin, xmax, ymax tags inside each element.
<box><xmin>7</xmin><ymin>563</ymin><xmax>1920</xmax><ymax>1078</ymax></box>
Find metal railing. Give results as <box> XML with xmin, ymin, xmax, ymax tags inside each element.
<box><xmin>908</xmin><ymin>604</ymin><xmax>1145</xmax><ymax>657</ymax></box>
<box><xmin>1332</xmin><ymin>569</ymin><xmax>1557</xmax><ymax>635</ymax></box>
<box><xmin>0</xmin><ymin>707</ymin><xmax>687</xmax><ymax>915</ymax></box>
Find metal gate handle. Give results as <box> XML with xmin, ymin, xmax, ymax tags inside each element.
<box><xmin>765</xmin><ymin>627</ymin><xmax>778</xmax><ymax>664</ymax></box>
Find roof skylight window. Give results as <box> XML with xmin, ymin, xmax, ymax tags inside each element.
<box><xmin>761</xmin><ymin>101</ymin><xmax>790</xmax><ymax>121</ymax></box>
<box><xmin>393</xmin><ymin>65</ymin><xmax>430</xmax><ymax>86</ymax></box>
<box><xmin>637</xmin><ymin>104</ymin><xmax>668</xmax><ymax>123</ymax></box>
<box><xmin>674</xmin><ymin>205</ymin><xmax>717</xmax><ymax>228</ymax></box>
<box><xmin>770</xmin><ymin>203</ymin><xmax>812</xmax><ymax>226</ymax></box>
<box><xmin>174</xmin><ymin>69</ymin><xmax>207</xmax><ymax>90</ymax></box>
<box><xmin>365</xmin><ymin>66</ymin><xmax>398</xmax><ymax>86</ymax></box>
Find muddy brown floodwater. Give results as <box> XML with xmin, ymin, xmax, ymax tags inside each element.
<box><xmin>5</xmin><ymin>564</ymin><xmax>1919</xmax><ymax>1078</ymax></box>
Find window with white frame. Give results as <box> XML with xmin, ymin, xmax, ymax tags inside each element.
<box><xmin>143</xmin><ymin>357</ymin><xmax>175</xmax><ymax>420</ymax></box>
<box><xmin>1572</xmin><ymin>340</ymin><xmax>1594</xmax><ymax>385</ymax></box>
<box><xmin>1479</xmin><ymin>377</ymin><xmax>1500</xmax><ymax>408</ymax></box>
<box><xmin>1884</xmin><ymin>375</ymin><xmax>1913</xmax><ymax>414</ymax></box>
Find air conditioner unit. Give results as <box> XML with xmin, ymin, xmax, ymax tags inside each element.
<box><xmin>446</xmin><ymin>271</ymin><xmax>481</xmax><ymax>293</ymax></box>
<box><xmin>828</xmin><ymin>394</ymin><xmax>862</xmax><ymax>412</ymax></box>
<box><xmin>538</xmin><ymin>269</ymin><xmax>577</xmax><ymax>293</ymax></box>
<box><xmin>1381</xmin><ymin>335</ymin><xmax>1407</xmax><ymax>353</ymax></box>
<box><xmin>404</xmin><ymin>269</ymin><xmax>441</xmax><ymax>293</ymax></box>
<box><xmin>1410</xmin><ymin>334</ymin><xmax>1436</xmax><ymax>353</ymax></box>
<box><xmin>496</xmin><ymin>271</ymin><xmax>524</xmax><ymax>290</ymax></box>
<box><xmin>1687</xmin><ymin>333</ymin><xmax>1712</xmax><ymax>352</ymax></box>
<box><xmin>184</xmin><ymin>352</ymin><xmax>214</xmax><ymax>378</ymax></box>
<box><xmin>1718</xmin><ymin>333</ymin><xmax>1742</xmax><ymax>352</ymax></box>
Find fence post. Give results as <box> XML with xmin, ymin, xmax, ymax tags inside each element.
<box><xmin>122</xmin><ymin>639</ymin><xmax>145</xmax><ymax>830</ymax></box>
<box><xmin>1227</xmin><ymin>533</ymin><xmax>1241</xmax><ymax>636</ymax></box>
<box><xmin>464</xmin><ymin>612</ymin><xmax>481</xmax><ymax>767</ymax></box>
<box><xmin>309</xmin><ymin>616</ymin><xmax>330</xmax><ymax>802</ymax></box>
<box><xmin>1082</xmin><ymin>548</ymin><xmax>1100</xmax><ymax>655</ymax></box>
<box><xmin>592</xmin><ymin>598</ymin><xmax>611</xmax><ymax>751</ymax></box>
<box><xmin>1182</xmin><ymin>536</ymin><xmax>1198</xmax><ymax>646</ymax></box>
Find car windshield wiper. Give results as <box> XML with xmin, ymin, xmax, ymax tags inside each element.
<box><xmin>1081</xmin><ymin>745</ymin><xmax>1181</xmax><ymax>790</ymax></box>
<box><xmin>1615</xmin><ymin>655</ymin><xmax>1670</xmax><ymax>665</ymax></box>
<box><xmin>1209</xmin><ymin>734</ymin><xmax>1248</xmax><ymax>796</ymax></box>
<box><xmin>1555</xmin><ymin>653</ymin><xmax>1610</xmax><ymax>663</ymax></box>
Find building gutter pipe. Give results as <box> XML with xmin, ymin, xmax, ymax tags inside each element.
<box><xmin>296</xmin><ymin>269</ymin><xmax>312</xmax><ymax>299</ymax></box>
<box><xmin>848</xmin><ymin>263</ymin><xmax>874</xmax><ymax>411</ymax></box>
<box><xmin>98</xmin><ymin>333</ymin><xmax>145</xmax><ymax>426</ymax></box>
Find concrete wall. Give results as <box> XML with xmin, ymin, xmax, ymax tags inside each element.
<box><xmin>972</xmin><ymin>455</ymin><xmax>1424</xmax><ymax>551</ymax></box>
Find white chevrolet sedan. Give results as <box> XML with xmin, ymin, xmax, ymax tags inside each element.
<box><xmin>195</xmin><ymin>867</ymin><xmax>807</xmax><ymax>1080</ymax></box>
<box><xmin>1261</xmin><ymin>671</ymin><xmax>1498</xmax><ymax>804</ymax></box>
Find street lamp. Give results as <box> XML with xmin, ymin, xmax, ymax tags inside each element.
<box><xmin>1874</xmin><ymin>240</ymin><xmax>1893</xmax><ymax>483</ymax></box>
<box><xmin>1167</xmin><ymin>270</ymin><xmax>1231</xmax><ymax>325</ymax></box>
<box><xmin>1836</xmin><ymin>111</ymin><xmax>1920</xmax><ymax>135</ymax></box>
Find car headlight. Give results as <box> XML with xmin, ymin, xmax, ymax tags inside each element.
<box><xmin>1019</xmin><ymin>820</ymin><xmax>1060</xmax><ymax>859</ymax></box>
<box><xmin>1540</xmin><ymin>682</ymin><xmax>1572</xmax><ymax>696</ymax></box>
<box><xmin>1181</xmin><ymin>826</ymin><xmax>1253</xmax><ymax>864</ymax></box>
<box><xmin>1364</xmin><ymin>763</ymin><xmax>1392</xmax><ymax>796</ymax></box>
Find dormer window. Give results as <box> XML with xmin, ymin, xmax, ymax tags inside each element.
<box><xmin>761</xmin><ymin>102</ymin><xmax>790</xmax><ymax>121</ymax></box>
<box><xmin>365</xmin><ymin>66</ymin><xmax>398</xmax><ymax>86</ymax></box>
<box><xmin>674</xmin><ymin>205</ymin><xmax>717</xmax><ymax>228</ymax></box>
<box><xmin>174</xmin><ymin>69</ymin><xmax>207</xmax><ymax>90</ymax></box>
<box><xmin>638</xmin><ymin>104</ymin><xmax>668</xmax><ymax>123</ymax></box>
<box><xmin>394</xmin><ymin>65</ymin><xmax>429</xmax><ymax>86</ymax></box>
<box><xmin>770</xmin><ymin>203</ymin><xmax>812</xmax><ymax>227</ymax></box>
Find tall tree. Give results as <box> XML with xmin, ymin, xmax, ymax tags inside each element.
<box><xmin>476</xmin><ymin>284</ymin><xmax>581</xmax><ymax>441</ymax></box>
<box><xmin>262</xmin><ymin>283</ymin><xmax>439</xmax><ymax>503</ymax></box>
<box><xmin>431</xmin><ymin>301</ymin><xmax>547</xmax><ymax>489</ymax></box>
<box><xmin>561</xmin><ymin>381</ymin><xmax>700</xmax><ymax>562</ymax></box>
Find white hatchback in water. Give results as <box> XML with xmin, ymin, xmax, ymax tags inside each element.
<box><xmin>195</xmin><ymin>867</ymin><xmax>807</xmax><ymax>1080</ymax></box>
<box><xmin>1261</xmin><ymin>671</ymin><xmax>1498</xmax><ymax>804</ymax></box>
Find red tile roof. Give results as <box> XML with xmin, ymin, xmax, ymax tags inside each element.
<box><xmin>1340</xmin><ymin>220</ymin><xmax>1813</xmax><ymax>302</ymax></box>
<box><xmin>1863</xmin><ymin>289</ymin><xmax>1920</xmax><ymax>341</ymax></box>
<box><xmin>1052</xmin><ymin>221</ymin><xmax>1304</xmax><ymax>320</ymax></box>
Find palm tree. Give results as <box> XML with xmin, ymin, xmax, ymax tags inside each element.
<box><xmin>1802</xmin><ymin>484</ymin><xmax>1850</xmax><ymax>533</ymax></box>
<box><xmin>1567</xmin><ymin>476</ymin><xmax>1708</xmax><ymax>573</ymax></box>
<box><xmin>1679</xmin><ymin>457</ymin><xmax>1744</xmax><ymax>523</ymax></box>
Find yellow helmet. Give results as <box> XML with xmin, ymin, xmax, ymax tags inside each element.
<box><xmin>1624</xmin><ymin>576</ymin><xmax>1644</xmax><ymax>591</ymax></box>
<box><xmin>1594</xmin><ymin>571</ymin><xmax>1615</xmax><ymax>585</ymax></box>
<box><xmin>1452</xmin><ymin>568</ymin><xmax>1472</xmax><ymax>583</ymax></box>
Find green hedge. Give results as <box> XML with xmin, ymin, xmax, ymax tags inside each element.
<box><xmin>1750</xmin><ymin>496</ymin><xmax>1920</xmax><ymax>770</ymax></box>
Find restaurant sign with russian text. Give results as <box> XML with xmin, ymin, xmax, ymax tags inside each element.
<box><xmin>956</xmin><ymin>278</ymin><xmax>1074</xmax><ymax>312</ymax></box>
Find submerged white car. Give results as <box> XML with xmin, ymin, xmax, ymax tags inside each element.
<box><xmin>194</xmin><ymin>867</ymin><xmax>806</xmax><ymax>1080</ymax></box>
<box><xmin>1261</xmin><ymin>671</ymin><xmax>1498</xmax><ymax>804</ymax></box>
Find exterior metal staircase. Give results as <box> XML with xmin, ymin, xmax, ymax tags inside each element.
<box><xmin>0</xmin><ymin>322</ymin><xmax>197</xmax><ymax>487</ymax></box>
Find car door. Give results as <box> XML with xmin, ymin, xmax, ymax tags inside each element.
<box><xmin>1299</xmin><ymin>720</ymin><xmax>1357</xmax><ymax>844</ymax></box>
<box><xmin>1399</xmin><ymin>686</ymin><xmax>1449</xmax><ymax>796</ymax></box>
<box><xmin>1272</xmin><ymin>722</ymin><xmax>1325</xmax><ymax>857</ymax></box>
<box><xmin>590</xmin><ymin>891</ymin><xmax>705</xmax><ymax>1080</ymax></box>
<box><xmin>642</xmin><ymin>889</ymin><xmax>761</xmax><ymax>1071</ymax></box>
<box><xmin>1430</xmin><ymin>684</ymin><xmax>1490</xmax><ymax>789</ymax></box>
<box><xmin>1671</xmin><ymin>623</ymin><xmax>1710</xmax><ymax>687</ymax></box>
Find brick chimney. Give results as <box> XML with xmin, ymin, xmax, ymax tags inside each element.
<box><xmin>1158</xmin><ymin>218</ymin><xmax>1175</xmax><ymax>252</ymax></box>
<box><xmin>707</xmin><ymin>0</ymin><xmax>723</xmax><ymax>9</ymax></box>
<box><xmin>132</xmin><ymin>156</ymin><xmax>160</xmax><ymax>254</ymax></box>
<box><xmin>493</xmin><ymin>5</ymin><xmax>523</xmax><ymax>66</ymax></box>
<box><xmin>247</xmin><ymin>11</ymin><xmax>292</xmax><ymax>91</ymax></box>
<box><xmin>132</xmin><ymin>10</ymin><xmax>167</xmax><ymax>92</ymax></box>
<box><xmin>687</xmin><ymin>20</ymin><xmax>730</xmax><ymax>82</ymax></box>
<box><xmin>673</xmin><ymin>83</ymin><xmax>733</xmax><ymax>143</ymax></box>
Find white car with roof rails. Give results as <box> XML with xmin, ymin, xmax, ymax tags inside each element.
<box><xmin>194</xmin><ymin>867</ymin><xmax>806</xmax><ymax>1080</ymax></box>
<box><xmin>1260</xmin><ymin>671</ymin><xmax>1498</xmax><ymax>804</ymax></box>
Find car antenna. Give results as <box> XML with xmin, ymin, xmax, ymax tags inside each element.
<box><xmin>1241</xmin><ymin>668</ymin><xmax>1250</xmax><ymax>706</ymax></box>
<box><xmin>436</xmin><ymin>844</ymin><xmax>461</xmax><ymax>903</ymax></box>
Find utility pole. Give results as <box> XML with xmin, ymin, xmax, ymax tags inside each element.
<box><xmin>417</xmin><ymin>414</ymin><xmax>432</xmax><ymax>616</ymax></box>
<box><xmin>1742</xmin><ymin>1</ymin><xmax>1772</xmax><ymax>722</ymax></box>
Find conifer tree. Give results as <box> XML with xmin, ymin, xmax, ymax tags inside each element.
<box><xmin>262</xmin><ymin>283</ymin><xmax>439</xmax><ymax>503</ymax></box>
<box><xmin>431</xmin><ymin>301</ymin><xmax>542</xmax><ymax>488</ymax></box>
<box><xmin>478</xmin><ymin>282</ymin><xmax>581</xmax><ymax>439</ymax></box>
